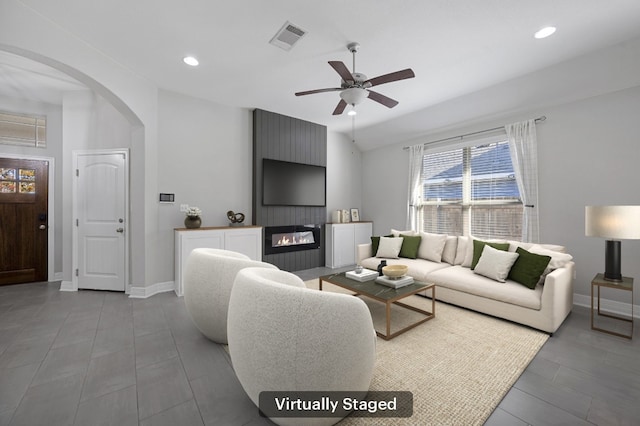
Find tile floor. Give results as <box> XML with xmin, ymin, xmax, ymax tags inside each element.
<box><xmin>1</xmin><ymin>267</ymin><xmax>639</xmax><ymax>425</ymax></box>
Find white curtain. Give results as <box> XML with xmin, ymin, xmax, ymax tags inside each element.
<box><xmin>406</xmin><ymin>144</ymin><xmax>424</xmax><ymax>230</ymax></box>
<box><xmin>505</xmin><ymin>119</ymin><xmax>539</xmax><ymax>243</ymax></box>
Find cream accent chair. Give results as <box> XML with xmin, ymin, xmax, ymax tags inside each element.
<box><xmin>228</xmin><ymin>267</ymin><xmax>376</xmax><ymax>426</ymax></box>
<box><xmin>183</xmin><ymin>248</ymin><xmax>278</xmax><ymax>344</ymax></box>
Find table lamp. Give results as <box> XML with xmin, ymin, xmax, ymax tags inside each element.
<box><xmin>585</xmin><ymin>205</ymin><xmax>640</xmax><ymax>281</ymax></box>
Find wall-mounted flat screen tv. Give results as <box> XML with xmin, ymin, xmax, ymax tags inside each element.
<box><xmin>262</xmin><ymin>159</ymin><xmax>326</xmax><ymax>206</ymax></box>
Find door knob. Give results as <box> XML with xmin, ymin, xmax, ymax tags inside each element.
<box><xmin>39</xmin><ymin>224</ymin><xmax>46</xmax><ymax>230</ymax></box>
<box><xmin>116</xmin><ymin>228</ymin><xmax>124</xmax><ymax>233</ymax></box>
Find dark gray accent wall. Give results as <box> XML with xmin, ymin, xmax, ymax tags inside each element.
<box><xmin>253</xmin><ymin>109</ymin><xmax>327</xmax><ymax>271</ymax></box>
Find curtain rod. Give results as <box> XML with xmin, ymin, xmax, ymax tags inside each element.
<box><xmin>403</xmin><ymin>115</ymin><xmax>546</xmax><ymax>150</ymax></box>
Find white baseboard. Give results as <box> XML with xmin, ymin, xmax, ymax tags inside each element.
<box><xmin>128</xmin><ymin>281</ymin><xmax>175</xmax><ymax>299</ymax></box>
<box><xmin>59</xmin><ymin>280</ymin><xmax>77</xmax><ymax>292</ymax></box>
<box><xmin>574</xmin><ymin>293</ymin><xmax>638</xmax><ymax>319</ymax></box>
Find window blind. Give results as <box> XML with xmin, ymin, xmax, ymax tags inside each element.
<box><xmin>421</xmin><ymin>140</ymin><xmax>522</xmax><ymax>240</ymax></box>
<box><xmin>0</xmin><ymin>112</ymin><xmax>46</xmax><ymax>148</ymax></box>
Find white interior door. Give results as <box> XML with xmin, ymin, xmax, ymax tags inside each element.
<box><xmin>76</xmin><ymin>151</ymin><xmax>127</xmax><ymax>291</ymax></box>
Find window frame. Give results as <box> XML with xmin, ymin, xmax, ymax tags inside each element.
<box><xmin>420</xmin><ymin>133</ymin><xmax>523</xmax><ymax>240</ymax></box>
<box><xmin>0</xmin><ymin>110</ymin><xmax>47</xmax><ymax>148</ymax></box>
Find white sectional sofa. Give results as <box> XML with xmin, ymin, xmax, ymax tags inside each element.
<box><xmin>357</xmin><ymin>231</ymin><xmax>575</xmax><ymax>334</ymax></box>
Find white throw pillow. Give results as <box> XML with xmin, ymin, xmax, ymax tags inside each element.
<box><xmin>442</xmin><ymin>236</ymin><xmax>458</xmax><ymax>264</ymax></box>
<box><xmin>391</xmin><ymin>228</ymin><xmax>415</xmax><ymax>237</ymax></box>
<box><xmin>462</xmin><ymin>237</ymin><xmax>476</xmax><ymax>268</ymax></box>
<box><xmin>473</xmin><ymin>245</ymin><xmax>520</xmax><ymax>282</ymax></box>
<box><xmin>376</xmin><ymin>236</ymin><xmax>404</xmax><ymax>258</ymax></box>
<box><xmin>454</xmin><ymin>236</ymin><xmax>468</xmax><ymax>265</ymax></box>
<box><xmin>528</xmin><ymin>245</ymin><xmax>573</xmax><ymax>269</ymax></box>
<box><xmin>417</xmin><ymin>232</ymin><xmax>447</xmax><ymax>262</ymax></box>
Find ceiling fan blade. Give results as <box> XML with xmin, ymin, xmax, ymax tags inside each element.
<box><xmin>328</xmin><ymin>61</ymin><xmax>354</xmax><ymax>83</ymax></box>
<box><xmin>332</xmin><ymin>99</ymin><xmax>347</xmax><ymax>115</ymax></box>
<box><xmin>365</xmin><ymin>68</ymin><xmax>415</xmax><ymax>87</ymax></box>
<box><xmin>367</xmin><ymin>90</ymin><xmax>399</xmax><ymax>108</ymax></box>
<box><xmin>295</xmin><ymin>88</ymin><xmax>342</xmax><ymax>96</ymax></box>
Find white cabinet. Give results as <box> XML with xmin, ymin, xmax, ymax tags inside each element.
<box><xmin>174</xmin><ymin>226</ymin><xmax>262</xmax><ymax>296</ymax></box>
<box><xmin>326</xmin><ymin>222</ymin><xmax>372</xmax><ymax>268</ymax></box>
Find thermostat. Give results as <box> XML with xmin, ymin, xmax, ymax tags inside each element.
<box><xmin>159</xmin><ymin>193</ymin><xmax>175</xmax><ymax>203</ymax></box>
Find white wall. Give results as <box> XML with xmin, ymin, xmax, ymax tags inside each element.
<box><xmin>156</xmin><ymin>90</ymin><xmax>252</xmax><ymax>281</ymax></box>
<box><xmin>362</xmin><ymin>85</ymin><xmax>640</xmax><ymax>307</ymax></box>
<box><xmin>326</xmin><ymin>131</ymin><xmax>363</xmax><ymax>222</ymax></box>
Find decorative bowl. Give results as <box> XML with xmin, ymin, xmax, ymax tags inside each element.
<box><xmin>382</xmin><ymin>264</ymin><xmax>408</xmax><ymax>279</ymax></box>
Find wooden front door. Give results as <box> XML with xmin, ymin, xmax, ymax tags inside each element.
<box><xmin>0</xmin><ymin>157</ymin><xmax>49</xmax><ymax>285</ymax></box>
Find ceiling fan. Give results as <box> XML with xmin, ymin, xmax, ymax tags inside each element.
<box><xmin>295</xmin><ymin>42</ymin><xmax>415</xmax><ymax>115</ymax></box>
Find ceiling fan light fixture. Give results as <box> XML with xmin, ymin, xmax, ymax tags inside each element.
<box><xmin>347</xmin><ymin>106</ymin><xmax>357</xmax><ymax>116</ymax></box>
<box><xmin>534</xmin><ymin>26</ymin><xmax>556</xmax><ymax>39</ymax></box>
<box><xmin>183</xmin><ymin>56</ymin><xmax>199</xmax><ymax>66</ymax></box>
<box><xmin>340</xmin><ymin>87</ymin><xmax>368</xmax><ymax>106</ymax></box>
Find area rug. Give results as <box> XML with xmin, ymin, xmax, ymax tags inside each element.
<box><xmin>305</xmin><ymin>279</ymin><xmax>549</xmax><ymax>426</ymax></box>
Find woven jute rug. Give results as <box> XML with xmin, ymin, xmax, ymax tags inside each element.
<box><xmin>305</xmin><ymin>279</ymin><xmax>549</xmax><ymax>426</ymax></box>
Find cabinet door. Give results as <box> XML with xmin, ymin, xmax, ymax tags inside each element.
<box><xmin>225</xmin><ymin>228</ymin><xmax>262</xmax><ymax>260</ymax></box>
<box><xmin>333</xmin><ymin>224</ymin><xmax>356</xmax><ymax>267</ymax></box>
<box><xmin>354</xmin><ymin>222</ymin><xmax>373</xmax><ymax>260</ymax></box>
<box><xmin>175</xmin><ymin>230</ymin><xmax>224</xmax><ymax>296</ymax></box>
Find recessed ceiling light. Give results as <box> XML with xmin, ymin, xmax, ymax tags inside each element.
<box><xmin>534</xmin><ymin>26</ymin><xmax>556</xmax><ymax>39</ymax></box>
<box><xmin>183</xmin><ymin>56</ymin><xmax>199</xmax><ymax>66</ymax></box>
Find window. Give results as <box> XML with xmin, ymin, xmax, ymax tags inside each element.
<box><xmin>0</xmin><ymin>111</ymin><xmax>46</xmax><ymax>148</ymax></box>
<box><xmin>421</xmin><ymin>140</ymin><xmax>522</xmax><ymax>240</ymax></box>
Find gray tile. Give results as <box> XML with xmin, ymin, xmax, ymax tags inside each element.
<box><xmin>0</xmin><ymin>363</ymin><xmax>39</xmax><ymax>413</ymax></box>
<box><xmin>0</xmin><ymin>408</ymin><xmax>14</xmax><ymax>426</ymax></box>
<box><xmin>19</xmin><ymin>316</ymin><xmax>67</xmax><ymax>340</ymax></box>
<box><xmin>0</xmin><ymin>333</ymin><xmax>56</xmax><ymax>370</ymax></box>
<box><xmin>139</xmin><ymin>399</ymin><xmax>203</xmax><ymax>426</ymax></box>
<box><xmin>136</xmin><ymin>357</ymin><xmax>193</xmax><ymax>420</ymax></box>
<box><xmin>0</xmin><ymin>325</ymin><xmax>22</xmax><ymax>357</ymax></box>
<box><xmin>133</xmin><ymin>305</ymin><xmax>169</xmax><ymax>337</ymax></box>
<box><xmin>554</xmin><ymin>363</ymin><xmax>640</xmax><ymax>405</ymax></box>
<box><xmin>51</xmin><ymin>315</ymin><xmax>99</xmax><ymax>349</ymax></box>
<box><xmin>176</xmin><ymin>337</ymin><xmax>230</xmax><ymax>381</ymax></box>
<box><xmin>31</xmin><ymin>339</ymin><xmax>93</xmax><ymax>386</ymax></box>
<box><xmin>190</xmin><ymin>371</ymin><xmax>260</xmax><ymax>426</ymax></box>
<box><xmin>10</xmin><ymin>372</ymin><xmax>84</xmax><ymax>426</ymax></box>
<box><xmin>134</xmin><ymin>329</ymin><xmax>178</xmax><ymax>369</ymax></box>
<box><xmin>513</xmin><ymin>369</ymin><xmax>592</xmax><ymax>419</ymax></box>
<box><xmin>81</xmin><ymin>348</ymin><xmax>136</xmax><ymax>402</ymax></box>
<box><xmin>483</xmin><ymin>407</ymin><xmax>528</xmax><ymax>426</ymax></box>
<box><xmin>587</xmin><ymin>395</ymin><xmax>640</xmax><ymax>426</ymax></box>
<box><xmin>91</xmin><ymin>321</ymin><xmax>134</xmax><ymax>358</ymax></box>
<box><xmin>499</xmin><ymin>387</ymin><xmax>592</xmax><ymax>426</ymax></box>
<box><xmin>74</xmin><ymin>385</ymin><xmax>138</xmax><ymax>426</ymax></box>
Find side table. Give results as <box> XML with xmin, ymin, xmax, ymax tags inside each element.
<box><xmin>591</xmin><ymin>273</ymin><xmax>634</xmax><ymax>339</ymax></box>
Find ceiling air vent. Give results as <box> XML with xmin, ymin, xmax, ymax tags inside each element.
<box><xmin>269</xmin><ymin>21</ymin><xmax>307</xmax><ymax>51</ymax></box>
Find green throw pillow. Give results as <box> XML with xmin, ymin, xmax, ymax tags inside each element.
<box><xmin>399</xmin><ymin>234</ymin><xmax>422</xmax><ymax>259</ymax></box>
<box><xmin>471</xmin><ymin>239</ymin><xmax>510</xmax><ymax>269</ymax></box>
<box><xmin>371</xmin><ymin>235</ymin><xmax>393</xmax><ymax>256</ymax></box>
<box><xmin>508</xmin><ymin>247</ymin><xmax>552</xmax><ymax>289</ymax></box>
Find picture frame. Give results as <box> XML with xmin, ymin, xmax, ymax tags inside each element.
<box><xmin>350</xmin><ymin>208</ymin><xmax>360</xmax><ymax>222</ymax></box>
<box><xmin>341</xmin><ymin>209</ymin><xmax>351</xmax><ymax>223</ymax></box>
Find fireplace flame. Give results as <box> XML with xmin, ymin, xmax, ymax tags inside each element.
<box><xmin>274</xmin><ymin>231</ymin><xmax>314</xmax><ymax>247</ymax></box>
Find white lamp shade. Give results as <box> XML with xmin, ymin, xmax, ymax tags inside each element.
<box><xmin>585</xmin><ymin>205</ymin><xmax>640</xmax><ymax>239</ymax></box>
<box><xmin>340</xmin><ymin>88</ymin><xmax>368</xmax><ymax>105</ymax></box>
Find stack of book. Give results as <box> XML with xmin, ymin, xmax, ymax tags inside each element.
<box><xmin>345</xmin><ymin>269</ymin><xmax>379</xmax><ymax>282</ymax></box>
<box><xmin>375</xmin><ymin>275</ymin><xmax>414</xmax><ymax>289</ymax></box>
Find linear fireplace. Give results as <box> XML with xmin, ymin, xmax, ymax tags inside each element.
<box><xmin>264</xmin><ymin>224</ymin><xmax>321</xmax><ymax>255</ymax></box>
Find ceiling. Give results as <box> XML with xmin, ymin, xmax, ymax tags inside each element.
<box><xmin>3</xmin><ymin>0</ymin><xmax>640</xmax><ymax>150</ymax></box>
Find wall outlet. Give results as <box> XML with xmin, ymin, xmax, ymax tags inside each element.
<box><xmin>180</xmin><ymin>204</ymin><xmax>189</xmax><ymax>212</ymax></box>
